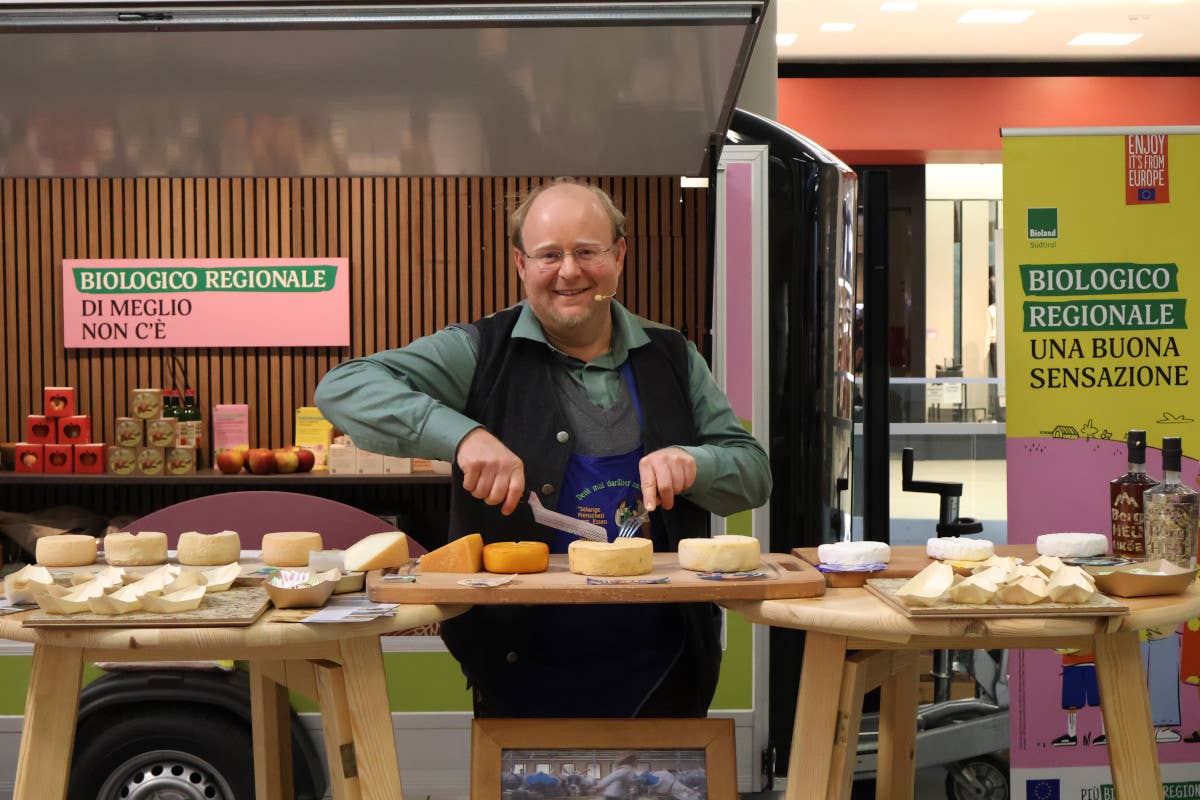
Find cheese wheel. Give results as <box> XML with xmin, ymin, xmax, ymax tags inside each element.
<box><xmin>1036</xmin><ymin>532</ymin><xmax>1108</xmax><ymax>558</ymax></box>
<box><xmin>343</xmin><ymin>531</ymin><xmax>410</xmax><ymax>572</ymax></box>
<box><xmin>422</xmin><ymin>533</ymin><xmax>485</xmax><ymax>573</ymax></box>
<box><xmin>926</xmin><ymin>537</ymin><xmax>994</xmax><ymax>562</ymax></box>
<box><xmin>178</xmin><ymin>530</ymin><xmax>242</xmax><ymax>566</ymax></box>
<box><xmin>679</xmin><ymin>535</ymin><xmax>761</xmax><ymax>572</ymax></box>
<box><xmin>104</xmin><ymin>531</ymin><xmax>168</xmax><ymax>566</ymax></box>
<box><xmin>817</xmin><ymin>540</ymin><xmax>891</xmax><ymax>567</ymax></box>
<box><xmin>262</xmin><ymin>531</ymin><xmax>324</xmax><ymax>567</ymax></box>
<box><xmin>482</xmin><ymin>541</ymin><xmax>550</xmax><ymax>574</ymax></box>
<box><xmin>568</xmin><ymin>538</ymin><xmax>653</xmax><ymax>576</ymax></box>
<box><xmin>36</xmin><ymin>534</ymin><xmax>98</xmax><ymax>567</ymax></box>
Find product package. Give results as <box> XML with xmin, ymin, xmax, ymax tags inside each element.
<box><xmin>26</xmin><ymin>415</ymin><xmax>56</xmax><ymax>444</ymax></box>
<box><xmin>165</xmin><ymin>446</ymin><xmax>197</xmax><ymax>475</ymax></box>
<box><xmin>43</xmin><ymin>387</ymin><xmax>77</xmax><ymax>417</ymax></box>
<box><xmin>58</xmin><ymin>415</ymin><xmax>91</xmax><ymax>445</ymax></box>
<box><xmin>327</xmin><ymin>443</ymin><xmax>357</xmax><ymax>475</ymax></box>
<box><xmin>114</xmin><ymin>417</ymin><xmax>144</xmax><ymax>448</ymax></box>
<box><xmin>212</xmin><ymin>404</ymin><xmax>250</xmax><ymax>462</ymax></box>
<box><xmin>130</xmin><ymin>388</ymin><xmax>163</xmax><ymax>420</ymax></box>
<box><xmin>355</xmin><ymin>449</ymin><xmax>384</xmax><ymax>475</ymax></box>
<box><xmin>44</xmin><ymin>444</ymin><xmax>73</xmax><ymax>474</ymax></box>
<box><xmin>15</xmin><ymin>443</ymin><xmax>44</xmax><ymax>473</ymax></box>
<box><xmin>146</xmin><ymin>417</ymin><xmax>179</xmax><ymax>449</ymax></box>
<box><xmin>106</xmin><ymin>445</ymin><xmax>137</xmax><ymax>476</ymax></box>
<box><xmin>74</xmin><ymin>443</ymin><xmax>106</xmax><ymax>474</ymax></box>
<box><xmin>295</xmin><ymin>406</ymin><xmax>334</xmax><ymax>466</ymax></box>
<box><xmin>136</xmin><ymin>447</ymin><xmax>166</xmax><ymax>476</ymax></box>
<box><xmin>383</xmin><ymin>455</ymin><xmax>413</xmax><ymax>475</ymax></box>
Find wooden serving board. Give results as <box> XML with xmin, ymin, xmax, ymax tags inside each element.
<box><xmin>21</xmin><ymin>586</ymin><xmax>270</xmax><ymax>628</ymax></box>
<box><xmin>795</xmin><ymin>544</ymin><xmax>1040</xmax><ymax>580</ymax></box>
<box><xmin>865</xmin><ymin>578</ymin><xmax>1128</xmax><ymax>618</ymax></box>
<box><xmin>367</xmin><ymin>552</ymin><xmax>825</xmax><ymax>604</ymax></box>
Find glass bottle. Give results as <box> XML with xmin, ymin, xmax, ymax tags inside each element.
<box><xmin>1144</xmin><ymin>437</ymin><xmax>1200</xmax><ymax>568</ymax></box>
<box><xmin>177</xmin><ymin>389</ymin><xmax>204</xmax><ymax>467</ymax></box>
<box><xmin>1110</xmin><ymin>429</ymin><xmax>1157</xmax><ymax>559</ymax></box>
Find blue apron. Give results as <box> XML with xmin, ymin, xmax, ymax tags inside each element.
<box><xmin>516</xmin><ymin>364</ymin><xmax>683</xmax><ymax>717</ymax></box>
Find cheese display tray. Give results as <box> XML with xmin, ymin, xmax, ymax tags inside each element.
<box><xmin>865</xmin><ymin>578</ymin><xmax>1129</xmax><ymax>618</ymax></box>
<box><xmin>367</xmin><ymin>552</ymin><xmax>826</xmax><ymax>604</ymax></box>
<box><xmin>21</xmin><ymin>585</ymin><xmax>270</xmax><ymax>628</ymax></box>
<box><xmin>796</xmin><ymin>544</ymin><xmax>1039</xmax><ymax>581</ymax></box>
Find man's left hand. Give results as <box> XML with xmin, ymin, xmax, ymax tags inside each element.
<box><xmin>639</xmin><ymin>447</ymin><xmax>697</xmax><ymax>512</ymax></box>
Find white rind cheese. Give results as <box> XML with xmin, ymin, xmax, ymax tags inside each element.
<box><xmin>343</xmin><ymin>532</ymin><xmax>410</xmax><ymax>572</ymax></box>
<box><xmin>926</xmin><ymin>537</ymin><xmax>994</xmax><ymax>562</ymax></box>
<box><xmin>178</xmin><ymin>530</ymin><xmax>242</xmax><ymax>566</ymax></box>
<box><xmin>1036</xmin><ymin>532</ymin><xmax>1108</xmax><ymax>558</ymax></box>
<box><xmin>679</xmin><ymin>535</ymin><xmax>761</xmax><ymax>572</ymax></box>
<box><xmin>4</xmin><ymin>565</ymin><xmax>54</xmax><ymax>605</ymax></box>
<box><xmin>104</xmin><ymin>531</ymin><xmax>168</xmax><ymax>566</ymax></box>
<box><xmin>817</xmin><ymin>541</ymin><xmax>891</xmax><ymax>566</ymax></box>
<box><xmin>262</xmin><ymin>531</ymin><xmax>325</xmax><ymax>567</ymax></box>
<box><xmin>36</xmin><ymin>534</ymin><xmax>98</xmax><ymax>567</ymax></box>
<box><xmin>569</xmin><ymin>538</ymin><xmax>653</xmax><ymax>576</ymax></box>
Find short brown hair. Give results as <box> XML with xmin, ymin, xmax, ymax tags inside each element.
<box><xmin>509</xmin><ymin>178</ymin><xmax>627</xmax><ymax>252</ymax></box>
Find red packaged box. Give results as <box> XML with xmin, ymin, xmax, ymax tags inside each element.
<box><xmin>58</xmin><ymin>415</ymin><xmax>91</xmax><ymax>444</ymax></box>
<box><xmin>43</xmin><ymin>387</ymin><xmax>77</xmax><ymax>418</ymax></box>
<box><xmin>45</xmin><ymin>443</ymin><xmax>73</xmax><ymax>473</ymax></box>
<box><xmin>74</xmin><ymin>443</ymin><xmax>106</xmax><ymax>474</ymax></box>
<box><xmin>15</xmin><ymin>443</ymin><xmax>44</xmax><ymax>473</ymax></box>
<box><xmin>26</xmin><ymin>415</ymin><xmax>57</xmax><ymax>444</ymax></box>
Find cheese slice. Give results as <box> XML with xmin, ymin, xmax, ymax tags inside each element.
<box><xmin>178</xmin><ymin>530</ymin><xmax>242</xmax><ymax>566</ymax></box>
<box><xmin>104</xmin><ymin>531</ymin><xmax>168</xmax><ymax>566</ymax></box>
<box><xmin>568</xmin><ymin>538</ymin><xmax>653</xmax><ymax>577</ymax></box>
<box><xmin>679</xmin><ymin>535</ymin><xmax>761</xmax><ymax>572</ymax></box>
<box><xmin>422</xmin><ymin>533</ymin><xmax>485</xmax><ymax>573</ymax></box>
<box><xmin>482</xmin><ymin>541</ymin><xmax>550</xmax><ymax>574</ymax></box>
<box><xmin>36</xmin><ymin>534</ymin><xmax>98</xmax><ymax>567</ymax></box>
<box><xmin>262</xmin><ymin>531</ymin><xmax>324</xmax><ymax>567</ymax></box>
<box><xmin>344</xmin><ymin>532</ymin><xmax>410</xmax><ymax>572</ymax></box>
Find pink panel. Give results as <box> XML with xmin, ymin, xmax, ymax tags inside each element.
<box><xmin>723</xmin><ymin>162</ymin><xmax>753</xmax><ymax>421</ymax></box>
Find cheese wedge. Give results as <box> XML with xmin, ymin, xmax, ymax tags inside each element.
<box><xmin>36</xmin><ymin>534</ymin><xmax>98</xmax><ymax>567</ymax></box>
<box><xmin>483</xmin><ymin>541</ymin><xmax>550</xmax><ymax>574</ymax></box>
<box><xmin>104</xmin><ymin>531</ymin><xmax>168</xmax><ymax>566</ymax></box>
<box><xmin>421</xmin><ymin>533</ymin><xmax>485</xmax><ymax>573</ymax></box>
<box><xmin>679</xmin><ymin>535</ymin><xmax>761</xmax><ymax>572</ymax></box>
<box><xmin>344</xmin><ymin>532</ymin><xmax>410</xmax><ymax>572</ymax></box>
<box><xmin>568</xmin><ymin>539</ymin><xmax>653</xmax><ymax>577</ymax></box>
<box><xmin>5</xmin><ymin>565</ymin><xmax>54</xmax><ymax>605</ymax></box>
<box><xmin>262</xmin><ymin>531</ymin><xmax>324</xmax><ymax>567</ymax></box>
<box><xmin>178</xmin><ymin>530</ymin><xmax>241</xmax><ymax>566</ymax></box>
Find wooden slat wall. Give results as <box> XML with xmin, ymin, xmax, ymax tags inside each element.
<box><xmin>0</xmin><ymin>177</ymin><xmax>709</xmax><ymax>450</ymax></box>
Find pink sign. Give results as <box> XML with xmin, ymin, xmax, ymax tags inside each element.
<box><xmin>62</xmin><ymin>258</ymin><xmax>349</xmax><ymax>348</ymax></box>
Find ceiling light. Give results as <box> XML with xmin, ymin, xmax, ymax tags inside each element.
<box><xmin>958</xmin><ymin>9</ymin><xmax>1034</xmax><ymax>23</ymax></box>
<box><xmin>1151</xmin><ymin>0</ymin><xmax>1184</xmax><ymax>4</ymax></box>
<box><xmin>819</xmin><ymin>22</ymin><xmax>857</xmax><ymax>32</ymax></box>
<box><xmin>881</xmin><ymin>1</ymin><xmax>919</xmax><ymax>10</ymax></box>
<box><xmin>1068</xmin><ymin>32</ymin><xmax>1143</xmax><ymax>45</ymax></box>
<box><xmin>775</xmin><ymin>32</ymin><xmax>799</xmax><ymax>47</ymax></box>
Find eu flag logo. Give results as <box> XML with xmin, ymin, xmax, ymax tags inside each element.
<box><xmin>1138</xmin><ymin>187</ymin><xmax>1157</xmax><ymax>201</ymax></box>
<box><xmin>1028</xmin><ymin>778</ymin><xmax>1061</xmax><ymax>800</ymax></box>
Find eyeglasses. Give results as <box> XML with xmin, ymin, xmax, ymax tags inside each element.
<box><xmin>522</xmin><ymin>246</ymin><xmax>614</xmax><ymax>268</ymax></box>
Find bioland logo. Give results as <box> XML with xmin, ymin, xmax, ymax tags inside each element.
<box><xmin>1028</xmin><ymin>208</ymin><xmax>1059</xmax><ymax>240</ymax></box>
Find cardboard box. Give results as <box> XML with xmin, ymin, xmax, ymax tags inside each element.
<box><xmin>114</xmin><ymin>417</ymin><xmax>144</xmax><ymax>448</ymax></box>
<box><xmin>146</xmin><ymin>417</ymin><xmax>179</xmax><ymax>449</ymax></box>
<box><xmin>43</xmin><ymin>386</ymin><xmax>76</xmax><ymax>417</ymax></box>
<box><xmin>413</xmin><ymin>458</ymin><xmax>452</xmax><ymax>475</ymax></box>
<box><xmin>212</xmin><ymin>404</ymin><xmax>250</xmax><ymax>462</ymax></box>
<box><xmin>355</xmin><ymin>449</ymin><xmax>384</xmax><ymax>475</ymax></box>
<box><xmin>382</xmin><ymin>455</ymin><xmax>413</xmax><ymax>475</ymax></box>
<box><xmin>15</xmin><ymin>443</ymin><xmax>43</xmax><ymax>473</ymax></box>
<box><xmin>44</xmin><ymin>443</ymin><xmax>73</xmax><ymax>473</ymax></box>
<box><xmin>165</xmin><ymin>446</ymin><xmax>197</xmax><ymax>475</ymax></box>
<box><xmin>58</xmin><ymin>415</ymin><xmax>91</xmax><ymax>445</ymax></box>
<box><xmin>136</xmin><ymin>447</ymin><xmax>165</xmax><ymax>476</ymax></box>
<box><xmin>74</xmin><ymin>443</ymin><xmax>106</xmax><ymax>474</ymax></box>
<box><xmin>26</xmin><ymin>415</ymin><xmax>56</xmax><ymax>444</ymax></box>
<box><xmin>327</xmin><ymin>444</ymin><xmax>357</xmax><ymax>475</ymax></box>
<box><xmin>106</xmin><ymin>445</ymin><xmax>137</xmax><ymax>476</ymax></box>
<box><xmin>130</xmin><ymin>388</ymin><xmax>163</xmax><ymax>420</ymax></box>
<box><xmin>295</xmin><ymin>406</ymin><xmax>334</xmax><ymax>466</ymax></box>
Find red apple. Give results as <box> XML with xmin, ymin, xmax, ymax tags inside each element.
<box><xmin>216</xmin><ymin>448</ymin><xmax>246</xmax><ymax>475</ymax></box>
<box><xmin>295</xmin><ymin>448</ymin><xmax>316</xmax><ymax>473</ymax></box>
<box><xmin>246</xmin><ymin>448</ymin><xmax>277</xmax><ymax>475</ymax></box>
<box><xmin>274</xmin><ymin>448</ymin><xmax>300</xmax><ymax>474</ymax></box>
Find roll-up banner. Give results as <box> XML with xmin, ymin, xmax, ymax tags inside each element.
<box><xmin>1004</xmin><ymin>127</ymin><xmax>1200</xmax><ymax>798</ymax></box>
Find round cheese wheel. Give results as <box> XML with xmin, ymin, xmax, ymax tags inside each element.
<box><xmin>262</xmin><ymin>531</ymin><xmax>324</xmax><ymax>567</ymax></box>
<box><xmin>178</xmin><ymin>530</ymin><xmax>242</xmax><ymax>566</ymax></box>
<box><xmin>104</xmin><ymin>531</ymin><xmax>168</xmax><ymax>566</ymax></box>
<box><xmin>568</xmin><ymin>538</ymin><xmax>653</xmax><ymax>576</ymax></box>
<box><xmin>1036</xmin><ymin>532</ymin><xmax>1108</xmax><ymax>558</ymax></box>
<box><xmin>679</xmin><ymin>535</ymin><xmax>762</xmax><ymax>572</ymax></box>
<box><xmin>482</xmin><ymin>541</ymin><xmax>550</xmax><ymax>574</ymax></box>
<box><xmin>36</xmin><ymin>534</ymin><xmax>98</xmax><ymax>567</ymax></box>
<box><xmin>817</xmin><ymin>540</ymin><xmax>891</xmax><ymax>567</ymax></box>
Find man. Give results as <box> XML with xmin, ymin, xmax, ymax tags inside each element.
<box><xmin>315</xmin><ymin>178</ymin><xmax>771</xmax><ymax>718</ymax></box>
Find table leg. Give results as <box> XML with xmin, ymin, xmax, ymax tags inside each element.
<box><xmin>14</xmin><ymin>644</ymin><xmax>83</xmax><ymax>800</ymax></box>
<box><xmin>250</xmin><ymin>659</ymin><xmax>295</xmax><ymax>800</ymax></box>
<box><xmin>829</xmin><ymin>652</ymin><xmax>873</xmax><ymax>799</ymax></box>
<box><xmin>786</xmin><ymin>631</ymin><xmax>848</xmax><ymax>800</ymax></box>
<box><xmin>875</xmin><ymin>653</ymin><xmax>920</xmax><ymax>800</ymax></box>
<box><xmin>1094</xmin><ymin>631</ymin><xmax>1162</xmax><ymax>796</ymax></box>
<box><xmin>314</xmin><ymin>659</ymin><xmax>363</xmax><ymax>800</ymax></box>
<box><xmin>340</xmin><ymin>635</ymin><xmax>404</xmax><ymax>800</ymax></box>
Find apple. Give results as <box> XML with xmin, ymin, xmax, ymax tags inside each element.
<box><xmin>295</xmin><ymin>448</ymin><xmax>316</xmax><ymax>473</ymax></box>
<box><xmin>274</xmin><ymin>448</ymin><xmax>300</xmax><ymax>474</ymax></box>
<box><xmin>216</xmin><ymin>449</ymin><xmax>246</xmax><ymax>475</ymax></box>
<box><xmin>246</xmin><ymin>448</ymin><xmax>277</xmax><ymax>475</ymax></box>
<box><xmin>21</xmin><ymin>453</ymin><xmax>38</xmax><ymax>467</ymax></box>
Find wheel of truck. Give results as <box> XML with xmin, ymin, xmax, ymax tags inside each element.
<box><xmin>944</xmin><ymin>755</ymin><xmax>1010</xmax><ymax>800</ymax></box>
<box><xmin>68</xmin><ymin>707</ymin><xmax>254</xmax><ymax>800</ymax></box>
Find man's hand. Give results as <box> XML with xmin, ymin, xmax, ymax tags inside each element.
<box><xmin>639</xmin><ymin>447</ymin><xmax>697</xmax><ymax>512</ymax></box>
<box><xmin>456</xmin><ymin>428</ymin><xmax>525</xmax><ymax>515</ymax></box>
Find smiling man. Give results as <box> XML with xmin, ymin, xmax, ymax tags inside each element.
<box><xmin>315</xmin><ymin>177</ymin><xmax>770</xmax><ymax>718</ymax></box>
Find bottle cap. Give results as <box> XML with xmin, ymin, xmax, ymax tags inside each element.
<box><xmin>1163</xmin><ymin>436</ymin><xmax>1182</xmax><ymax>472</ymax></box>
<box><xmin>1127</xmin><ymin>429</ymin><xmax>1146</xmax><ymax>464</ymax></box>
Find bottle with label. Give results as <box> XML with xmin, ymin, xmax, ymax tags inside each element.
<box><xmin>162</xmin><ymin>389</ymin><xmax>180</xmax><ymax>421</ymax></box>
<box><xmin>177</xmin><ymin>389</ymin><xmax>204</xmax><ymax>467</ymax></box>
<box><xmin>1144</xmin><ymin>436</ymin><xmax>1199</xmax><ymax>568</ymax></box>
<box><xmin>1110</xmin><ymin>429</ymin><xmax>1157</xmax><ymax>559</ymax></box>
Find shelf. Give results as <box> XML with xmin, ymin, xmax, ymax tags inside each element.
<box><xmin>0</xmin><ymin>470</ymin><xmax>452</xmax><ymax>487</ymax></box>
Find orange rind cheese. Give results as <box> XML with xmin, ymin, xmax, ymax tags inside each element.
<box><xmin>482</xmin><ymin>541</ymin><xmax>550</xmax><ymax>574</ymax></box>
<box><xmin>421</xmin><ymin>533</ymin><xmax>484</xmax><ymax>573</ymax></box>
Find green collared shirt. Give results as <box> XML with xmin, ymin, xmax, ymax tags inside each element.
<box><xmin>314</xmin><ymin>301</ymin><xmax>771</xmax><ymax>516</ymax></box>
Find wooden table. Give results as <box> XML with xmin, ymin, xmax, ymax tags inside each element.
<box><xmin>725</xmin><ymin>583</ymin><xmax>1200</xmax><ymax>800</ymax></box>
<box><xmin>0</xmin><ymin>601</ymin><xmax>468</xmax><ymax>800</ymax></box>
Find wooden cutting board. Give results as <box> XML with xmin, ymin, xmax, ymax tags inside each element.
<box><xmin>795</xmin><ymin>544</ymin><xmax>1040</xmax><ymax>580</ymax></box>
<box><xmin>864</xmin><ymin>578</ymin><xmax>1128</xmax><ymax>618</ymax></box>
<box><xmin>367</xmin><ymin>552</ymin><xmax>826</xmax><ymax>605</ymax></box>
<box><xmin>21</xmin><ymin>585</ymin><xmax>270</xmax><ymax>628</ymax></box>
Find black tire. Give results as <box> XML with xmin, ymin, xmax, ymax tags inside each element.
<box><xmin>944</xmin><ymin>755</ymin><xmax>1010</xmax><ymax>800</ymax></box>
<box><xmin>68</xmin><ymin>706</ymin><xmax>254</xmax><ymax>800</ymax></box>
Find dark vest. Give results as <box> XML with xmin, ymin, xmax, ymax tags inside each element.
<box><xmin>440</xmin><ymin>306</ymin><xmax>722</xmax><ymax>716</ymax></box>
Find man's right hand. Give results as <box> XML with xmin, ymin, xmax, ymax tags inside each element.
<box><xmin>456</xmin><ymin>428</ymin><xmax>525</xmax><ymax>516</ymax></box>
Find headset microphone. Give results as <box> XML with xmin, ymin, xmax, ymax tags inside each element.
<box><xmin>593</xmin><ymin>289</ymin><xmax>619</xmax><ymax>302</ymax></box>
